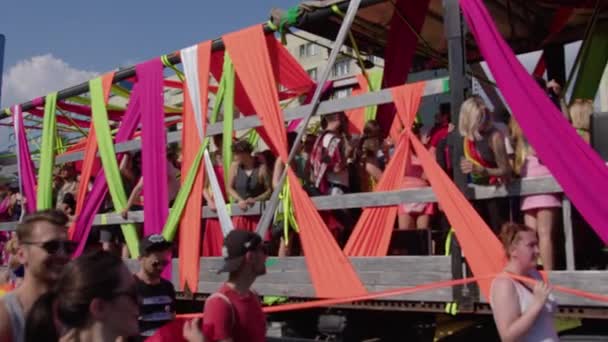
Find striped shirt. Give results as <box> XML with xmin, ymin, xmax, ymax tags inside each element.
<box><xmin>134</xmin><ymin>276</ymin><xmax>176</xmax><ymax>339</ymax></box>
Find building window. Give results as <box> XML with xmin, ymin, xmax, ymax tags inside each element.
<box><xmin>331</xmin><ymin>59</ymin><xmax>351</xmax><ymax>77</ymax></box>
<box><xmin>306</xmin><ymin>68</ymin><xmax>317</xmax><ymax>80</ymax></box>
<box><xmin>299</xmin><ymin>43</ymin><xmax>317</xmax><ymax>58</ymax></box>
<box><xmin>334</xmin><ymin>88</ymin><xmax>352</xmax><ymax>99</ymax></box>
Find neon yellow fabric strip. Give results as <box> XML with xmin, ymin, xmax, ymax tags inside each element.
<box><xmin>222</xmin><ymin>54</ymin><xmax>235</xmax><ymax>185</ymax></box>
<box><xmin>90</xmin><ymin>78</ymin><xmax>140</xmax><ymax>257</ymax></box>
<box><xmin>36</xmin><ymin>92</ymin><xmax>58</xmax><ymax>210</ymax></box>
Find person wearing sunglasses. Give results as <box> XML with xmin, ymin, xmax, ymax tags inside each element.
<box><xmin>25</xmin><ymin>250</ymin><xmax>140</xmax><ymax>342</ymax></box>
<box><xmin>198</xmin><ymin>230</ymin><xmax>268</xmax><ymax>342</ymax></box>
<box><xmin>134</xmin><ymin>234</ymin><xmax>176</xmax><ymax>340</ymax></box>
<box><xmin>0</xmin><ymin>209</ymin><xmax>73</xmax><ymax>342</ymax></box>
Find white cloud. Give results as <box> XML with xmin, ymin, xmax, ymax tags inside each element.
<box><xmin>1</xmin><ymin>54</ymin><xmax>99</xmax><ymax>108</ymax></box>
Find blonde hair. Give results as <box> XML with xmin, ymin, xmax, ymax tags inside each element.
<box><xmin>458</xmin><ymin>95</ymin><xmax>488</xmax><ymax>140</ymax></box>
<box><xmin>509</xmin><ymin>118</ymin><xmax>528</xmax><ymax>176</ymax></box>
<box><xmin>569</xmin><ymin>99</ymin><xmax>593</xmax><ymax>131</ymax></box>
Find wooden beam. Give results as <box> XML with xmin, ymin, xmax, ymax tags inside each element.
<box><xmin>51</xmin><ymin>77</ymin><xmax>448</xmax><ymax>165</ymax></box>
<box><xmin>0</xmin><ymin>176</ymin><xmax>563</xmax><ymax>231</ymax></box>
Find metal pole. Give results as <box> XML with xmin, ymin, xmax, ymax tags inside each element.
<box><xmin>443</xmin><ymin>0</ymin><xmax>472</xmax><ymax>310</ymax></box>
<box><xmin>256</xmin><ymin>0</ymin><xmax>363</xmax><ymax>238</ymax></box>
<box><xmin>0</xmin><ymin>0</ymin><xmax>384</xmax><ymax>118</ymax></box>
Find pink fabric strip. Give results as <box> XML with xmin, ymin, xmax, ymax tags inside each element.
<box><xmin>72</xmin><ymin>86</ymin><xmax>142</xmax><ymax>255</ymax></box>
<box><xmin>136</xmin><ymin>60</ymin><xmax>169</xmax><ymax>237</ymax></box>
<box><xmin>13</xmin><ymin>105</ymin><xmax>37</xmax><ymax>213</ymax></box>
<box><xmin>31</xmin><ymin>97</ymin><xmax>44</xmax><ymax>106</ymax></box>
<box><xmin>460</xmin><ymin>0</ymin><xmax>608</xmax><ymax>244</ymax></box>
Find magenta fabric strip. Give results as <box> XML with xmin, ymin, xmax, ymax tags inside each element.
<box><xmin>287</xmin><ymin>81</ymin><xmax>334</xmax><ymax>132</ymax></box>
<box><xmin>375</xmin><ymin>0</ymin><xmax>431</xmax><ymax>137</ymax></box>
<box><xmin>31</xmin><ymin>97</ymin><xmax>43</xmax><ymax>106</ymax></box>
<box><xmin>136</xmin><ymin>60</ymin><xmax>169</xmax><ymax>237</ymax></box>
<box><xmin>13</xmin><ymin>105</ymin><xmax>37</xmax><ymax>213</ymax></box>
<box><xmin>460</xmin><ymin>0</ymin><xmax>608</xmax><ymax>243</ymax></box>
<box><xmin>72</xmin><ymin>86</ymin><xmax>142</xmax><ymax>255</ymax></box>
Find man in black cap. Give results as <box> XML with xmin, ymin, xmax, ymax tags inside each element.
<box><xmin>202</xmin><ymin>230</ymin><xmax>268</xmax><ymax>342</ymax></box>
<box><xmin>134</xmin><ymin>234</ymin><xmax>176</xmax><ymax>340</ymax></box>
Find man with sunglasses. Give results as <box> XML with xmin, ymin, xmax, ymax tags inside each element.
<box><xmin>201</xmin><ymin>230</ymin><xmax>268</xmax><ymax>342</ymax></box>
<box><xmin>0</xmin><ymin>209</ymin><xmax>73</xmax><ymax>342</ymax></box>
<box><xmin>134</xmin><ymin>234</ymin><xmax>176</xmax><ymax>340</ymax></box>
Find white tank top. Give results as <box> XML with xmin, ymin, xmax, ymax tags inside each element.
<box><xmin>490</xmin><ymin>271</ymin><xmax>559</xmax><ymax>342</ymax></box>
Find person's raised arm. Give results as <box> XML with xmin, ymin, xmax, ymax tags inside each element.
<box><xmin>272</xmin><ymin>158</ymin><xmax>284</xmax><ymax>189</ymax></box>
<box><xmin>121</xmin><ymin>178</ymin><xmax>143</xmax><ymax>219</ymax></box>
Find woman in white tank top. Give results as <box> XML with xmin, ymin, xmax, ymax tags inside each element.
<box><xmin>490</xmin><ymin>223</ymin><xmax>559</xmax><ymax>342</ymax></box>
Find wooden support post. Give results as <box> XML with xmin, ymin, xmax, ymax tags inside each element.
<box><xmin>562</xmin><ymin>197</ymin><xmax>575</xmax><ymax>271</ymax></box>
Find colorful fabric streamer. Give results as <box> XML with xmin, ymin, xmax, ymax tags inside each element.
<box><xmin>36</xmin><ymin>92</ymin><xmax>58</xmax><ymax>210</ymax></box>
<box><xmin>166</xmin><ymin>41</ymin><xmax>211</xmax><ymax>291</ymax></box>
<box><xmin>375</xmin><ymin>0</ymin><xmax>430</xmax><ymax>136</ymax></box>
<box><xmin>460</xmin><ymin>0</ymin><xmax>608</xmax><ymax>244</ymax></box>
<box><xmin>223</xmin><ymin>24</ymin><xmax>366</xmax><ymax>298</ymax></box>
<box><xmin>74</xmin><ymin>78</ymin><xmax>141</xmax><ymax>257</ymax></box>
<box><xmin>68</xmin><ymin>73</ymin><xmax>114</xmax><ymax>239</ymax></box>
<box><xmin>13</xmin><ymin>105</ymin><xmax>37</xmax><ymax>214</ymax></box>
<box><xmin>137</xmin><ymin>60</ymin><xmax>169</xmax><ymax>238</ymax></box>
<box><xmin>221</xmin><ymin>54</ymin><xmax>235</xmax><ymax>184</ymax></box>
<box><xmin>72</xmin><ymin>87</ymin><xmax>142</xmax><ymax>254</ymax></box>
<box><xmin>570</xmin><ymin>20</ymin><xmax>608</xmax><ymax>101</ymax></box>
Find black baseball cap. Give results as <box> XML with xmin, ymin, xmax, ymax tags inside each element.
<box><xmin>139</xmin><ymin>234</ymin><xmax>173</xmax><ymax>256</ymax></box>
<box><xmin>217</xmin><ymin>230</ymin><xmax>264</xmax><ymax>274</ymax></box>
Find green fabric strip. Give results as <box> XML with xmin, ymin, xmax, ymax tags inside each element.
<box><xmin>571</xmin><ymin>21</ymin><xmax>608</xmax><ymax>101</ymax></box>
<box><xmin>222</xmin><ymin>54</ymin><xmax>235</xmax><ymax>186</ymax></box>
<box><xmin>162</xmin><ymin>85</ymin><xmax>224</xmax><ymax>241</ymax></box>
<box><xmin>162</xmin><ymin>146</ymin><xmax>205</xmax><ymax>241</ymax></box>
<box><xmin>90</xmin><ymin>78</ymin><xmax>140</xmax><ymax>257</ymax></box>
<box><xmin>247</xmin><ymin>129</ymin><xmax>260</xmax><ymax>147</ymax></box>
<box><xmin>364</xmin><ymin>70</ymin><xmax>384</xmax><ymax>122</ymax></box>
<box><xmin>36</xmin><ymin>92</ymin><xmax>58</xmax><ymax>210</ymax></box>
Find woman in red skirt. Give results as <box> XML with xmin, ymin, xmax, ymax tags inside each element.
<box><xmin>227</xmin><ymin>140</ymin><xmax>272</xmax><ymax>233</ymax></box>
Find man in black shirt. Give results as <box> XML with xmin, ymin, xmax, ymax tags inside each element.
<box><xmin>134</xmin><ymin>234</ymin><xmax>176</xmax><ymax>340</ymax></box>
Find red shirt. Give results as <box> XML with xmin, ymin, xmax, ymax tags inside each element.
<box><xmin>202</xmin><ymin>283</ymin><xmax>266</xmax><ymax>342</ymax></box>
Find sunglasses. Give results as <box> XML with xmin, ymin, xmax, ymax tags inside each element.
<box><xmin>21</xmin><ymin>239</ymin><xmax>78</xmax><ymax>255</ymax></box>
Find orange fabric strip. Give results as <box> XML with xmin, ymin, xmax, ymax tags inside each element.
<box><xmin>343</xmin><ymin>82</ymin><xmax>425</xmax><ymax>256</ymax></box>
<box><xmin>223</xmin><ymin>25</ymin><xmax>366</xmax><ymax>298</ymax></box>
<box><xmin>178</xmin><ymin>41</ymin><xmax>211</xmax><ymax>291</ymax></box>
<box><xmin>68</xmin><ymin>72</ymin><xmax>114</xmax><ymax>239</ymax></box>
<box><xmin>410</xmin><ymin>134</ymin><xmax>504</xmax><ymax>299</ymax></box>
<box><xmin>344</xmin><ymin>74</ymin><xmax>368</xmax><ymax>135</ymax></box>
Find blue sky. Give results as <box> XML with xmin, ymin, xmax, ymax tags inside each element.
<box><xmin>0</xmin><ymin>0</ymin><xmax>300</xmax><ymax>107</ymax></box>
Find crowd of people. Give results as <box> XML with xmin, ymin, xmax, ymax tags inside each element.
<box><xmin>0</xmin><ymin>77</ymin><xmax>602</xmax><ymax>341</ymax></box>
